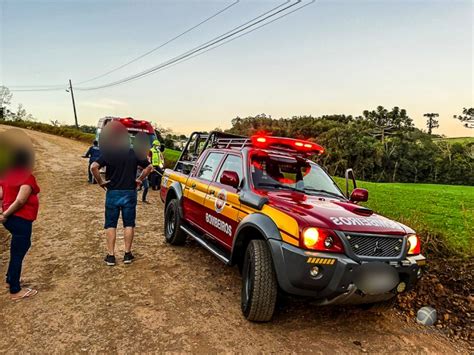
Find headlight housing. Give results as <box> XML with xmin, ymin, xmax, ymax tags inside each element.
<box><xmin>302</xmin><ymin>227</ymin><xmax>344</xmax><ymax>253</ymax></box>
<box><xmin>407</xmin><ymin>234</ymin><xmax>421</xmax><ymax>255</ymax></box>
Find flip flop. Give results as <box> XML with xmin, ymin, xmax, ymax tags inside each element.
<box><xmin>11</xmin><ymin>288</ymin><xmax>37</xmax><ymax>301</ymax></box>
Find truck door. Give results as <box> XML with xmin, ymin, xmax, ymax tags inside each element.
<box><xmin>204</xmin><ymin>154</ymin><xmax>243</xmax><ymax>250</ymax></box>
<box><xmin>183</xmin><ymin>152</ymin><xmax>224</xmax><ymax>233</ymax></box>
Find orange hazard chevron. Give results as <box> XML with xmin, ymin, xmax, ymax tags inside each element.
<box><xmin>306</xmin><ymin>257</ymin><xmax>336</xmax><ymax>265</ymax></box>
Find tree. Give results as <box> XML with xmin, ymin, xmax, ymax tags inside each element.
<box><xmin>362</xmin><ymin>106</ymin><xmax>413</xmax><ymax>144</ymax></box>
<box><xmin>453</xmin><ymin>107</ymin><xmax>474</xmax><ymax>128</ymax></box>
<box><xmin>13</xmin><ymin>104</ymin><xmax>34</xmax><ymax>121</ymax></box>
<box><xmin>0</xmin><ymin>86</ymin><xmax>13</xmax><ymax>120</ymax></box>
<box><xmin>424</xmin><ymin>113</ymin><xmax>439</xmax><ymax>135</ymax></box>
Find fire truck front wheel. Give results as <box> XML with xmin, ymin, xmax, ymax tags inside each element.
<box><xmin>164</xmin><ymin>199</ymin><xmax>187</xmax><ymax>245</ymax></box>
<box><xmin>241</xmin><ymin>240</ymin><xmax>278</xmax><ymax>322</ymax></box>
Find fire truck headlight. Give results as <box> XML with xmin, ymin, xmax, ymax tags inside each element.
<box><xmin>407</xmin><ymin>234</ymin><xmax>421</xmax><ymax>255</ymax></box>
<box><xmin>303</xmin><ymin>228</ymin><xmax>319</xmax><ymax>248</ymax></box>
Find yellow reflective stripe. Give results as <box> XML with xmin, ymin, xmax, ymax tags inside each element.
<box><xmin>261</xmin><ymin>205</ymin><xmax>299</xmax><ymax>238</ymax></box>
<box><xmin>281</xmin><ymin>232</ymin><xmax>299</xmax><ymax>247</ymax></box>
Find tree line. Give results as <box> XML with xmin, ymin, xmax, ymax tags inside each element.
<box><xmin>226</xmin><ymin>107</ymin><xmax>473</xmax><ymax>186</ymax></box>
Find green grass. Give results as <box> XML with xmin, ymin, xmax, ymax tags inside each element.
<box><xmin>435</xmin><ymin>136</ymin><xmax>474</xmax><ymax>145</ymax></box>
<box><xmin>163</xmin><ymin>148</ymin><xmax>181</xmax><ymax>168</ymax></box>
<box><xmin>334</xmin><ymin>178</ymin><xmax>473</xmax><ymax>255</ymax></box>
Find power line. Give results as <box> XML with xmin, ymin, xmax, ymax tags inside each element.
<box><xmin>76</xmin><ymin>0</ymin><xmax>240</xmax><ymax>85</ymax></box>
<box><xmin>9</xmin><ymin>86</ymin><xmax>66</xmax><ymax>92</ymax></box>
<box><xmin>8</xmin><ymin>0</ymin><xmax>240</xmax><ymax>90</ymax></box>
<box><xmin>83</xmin><ymin>0</ymin><xmax>315</xmax><ymax>88</ymax></box>
<box><xmin>76</xmin><ymin>0</ymin><xmax>309</xmax><ymax>91</ymax></box>
<box><xmin>165</xmin><ymin>1</ymin><xmax>316</xmax><ymax>71</ymax></box>
<box><xmin>9</xmin><ymin>0</ymin><xmax>314</xmax><ymax>93</ymax></box>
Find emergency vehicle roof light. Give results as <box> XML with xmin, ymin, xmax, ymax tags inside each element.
<box><xmin>251</xmin><ymin>135</ymin><xmax>325</xmax><ymax>155</ymax></box>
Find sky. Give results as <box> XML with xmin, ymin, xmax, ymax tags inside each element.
<box><xmin>0</xmin><ymin>0</ymin><xmax>472</xmax><ymax>137</ymax></box>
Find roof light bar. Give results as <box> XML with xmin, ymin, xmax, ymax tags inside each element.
<box><xmin>251</xmin><ymin>135</ymin><xmax>325</xmax><ymax>155</ymax></box>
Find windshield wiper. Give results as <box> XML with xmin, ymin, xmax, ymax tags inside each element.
<box><xmin>303</xmin><ymin>187</ymin><xmax>344</xmax><ymax>199</ymax></box>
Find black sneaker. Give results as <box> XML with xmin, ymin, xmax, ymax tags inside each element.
<box><xmin>104</xmin><ymin>254</ymin><xmax>116</xmax><ymax>266</ymax></box>
<box><xmin>124</xmin><ymin>252</ymin><xmax>135</xmax><ymax>264</ymax></box>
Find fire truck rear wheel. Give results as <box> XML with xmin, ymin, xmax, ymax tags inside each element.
<box><xmin>241</xmin><ymin>240</ymin><xmax>278</xmax><ymax>322</ymax></box>
<box><xmin>164</xmin><ymin>199</ymin><xmax>187</xmax><ymax>245</ymax></box>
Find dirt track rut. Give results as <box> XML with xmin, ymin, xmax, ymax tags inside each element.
<box><xmin>0</xmin><ymin>126</ymin><xmax>467</xmax><ymax>353</ymax></box>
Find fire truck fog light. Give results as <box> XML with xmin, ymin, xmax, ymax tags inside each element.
<box><xmin>397</xmin><ymin>282</ymin><xmax>406</xmax><ymax>293</ymax></box>
<box><xmin>324</xmin><ymin>236</ymin><xmax>334</xmax><ymax>249</ymax></box>
<box><xmin>310</xmin><ymin>266</ymin><xmax>320</xmax><ymax>277</ymax></box>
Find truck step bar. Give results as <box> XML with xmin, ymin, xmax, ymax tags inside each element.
<box><xmin>180</xmin><ymin>225</ymin><xmax>230</xmax><ymax>265</ymax></box>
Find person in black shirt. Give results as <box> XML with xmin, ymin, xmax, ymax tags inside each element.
<box><xmin>90</xmin><ymin>122</ymin><xmax>153</xmax><ymax>266</ymax></box>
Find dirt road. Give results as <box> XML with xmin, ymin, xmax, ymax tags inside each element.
<box><xmin>0</xmin><ymin>127</ymin><xmax>467</xmax><ymax>353</ymax></box>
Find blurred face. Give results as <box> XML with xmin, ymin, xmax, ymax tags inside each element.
<box><xmin>134</xmin><ymin>132</ymin><xmax>151</xmax><ymax>160</ymax></box>
<box><xmin>0</xmin><ymin>129</ymin><xmax>35</xmax><ymax>176</ymax></box>
<box><xmin>99</xmin><ymin>121</ymin><xmax>130</xmax><ymax>155</ymax></box>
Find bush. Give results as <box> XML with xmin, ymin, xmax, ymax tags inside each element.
<box><xmin>0</xmin><ymin>120</ymin><xmax>95</xmax><ymax>143</ymax></box>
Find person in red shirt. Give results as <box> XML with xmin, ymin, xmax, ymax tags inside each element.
<box><xmin>0</xmin><ymin>135</ymin><xmax>40</xmax><ymax>301</ymax></box>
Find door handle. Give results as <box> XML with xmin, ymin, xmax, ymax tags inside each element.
<box><xmin>191</xmin><ymin>182</ymin><xmax>196</xmax><ymax>188</ymax></box>
<box><xmin>209</xmin><ymin>190</ymin><xmax>215</xmax><ymax>195</ymax></box>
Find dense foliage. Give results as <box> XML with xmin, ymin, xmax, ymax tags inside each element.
<box><xmin>227</xmin><ymin>107</ymin><xmax>473</xmax><ymax>185</ymax></box>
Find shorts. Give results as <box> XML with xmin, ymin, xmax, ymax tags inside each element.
<box><xmin>104</xmin><ymin>190</ymin><xmax>137</xmax><ymax>229</ymax></box>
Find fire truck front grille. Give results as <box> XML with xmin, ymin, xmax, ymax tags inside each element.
<box><xmin>346</xmin><ymin>234</ymin><xmax>404</xmax><ymax>258</ymax></box>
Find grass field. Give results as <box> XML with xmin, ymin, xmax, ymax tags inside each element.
<box><xmin>435</xmin><ymin>136</ymin><xmax>474</xmax><ymax>145</ymax></box>
<box><xmin>163</xmin><ymin>148</ymin><xmax>181</xmax><ymax>168</ymax></box>
<box><xmin>334</xmin><ymin>178</ymin><xmax>473</xmax><ymax>255</ymax></box>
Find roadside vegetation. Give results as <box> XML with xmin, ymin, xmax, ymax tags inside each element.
<box><xmin>0</xmin><ymin>119</ymin><xmax>95</xmax><ymax>142</ymax></box>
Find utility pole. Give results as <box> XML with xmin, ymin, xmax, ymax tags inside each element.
<box><xmin>68</xmin><ymin>79</ymin><xmax>79</xmax><ymax>128</ymax></box>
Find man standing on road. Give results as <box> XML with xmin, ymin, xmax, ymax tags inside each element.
<box><xmin>82</xmin><ymin>140</ymin><xmax>100</xmax><ymax>184</ymax></box>
<box><xmin>149</xmin><ymin>139</ymin><xmax>164</xmax><ymax>190</ymax></box>
<box><xmin>90</xmin><ymin>123</ymin><xmax>153</xmax><ymax>266</ymax></box>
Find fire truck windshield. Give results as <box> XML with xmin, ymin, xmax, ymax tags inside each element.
<box><xmin>251</xmin><ymin>154</ymin><xmax>344</xmax><ymax>198</ymax></box>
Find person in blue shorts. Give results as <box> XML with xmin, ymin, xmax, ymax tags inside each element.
<box><xmin>90</xmin><ymin>122</ymin><xmax>152</xmax><ymax>266</ymax></box>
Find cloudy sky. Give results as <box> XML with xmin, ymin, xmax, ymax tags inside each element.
<box><xmin>1</xmin><ymin>0</ymin><xmax>472</xmax><ymax>136</ymax></box>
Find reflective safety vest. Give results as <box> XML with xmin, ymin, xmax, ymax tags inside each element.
<box><xmin>150</xmin><ymin>147</ymin><xmax>163</xmax><ymax>167</ymax></box>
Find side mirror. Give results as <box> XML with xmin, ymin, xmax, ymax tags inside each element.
<box><xmin>350</xmin><ymin>188</ymin><xmax>368</xmax><ymax>202</ymax></box>
<box><xmin>345</xmin><ymin>168</ymin><xmax>357</xmax><ymax>197</ymax></box>
<box><xmin>220</xmin><ymin>170</ymin><xmax>240</xmax><ymax>189</ymax></box>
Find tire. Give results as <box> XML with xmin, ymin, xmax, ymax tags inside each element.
<box><xmin>241</xmin><ymin>240</ymin><xmax>278</xmax><ymax>322</ymax></box>
<box><xmin>164</xmin><ymin>199</ymin><xmax>187</xmax><ymax>245</ymax></box>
